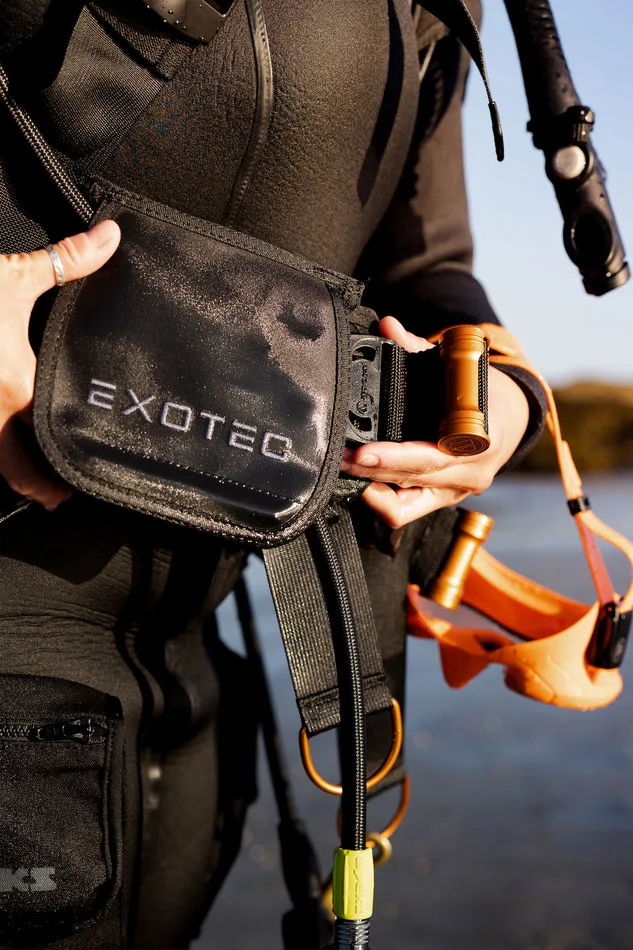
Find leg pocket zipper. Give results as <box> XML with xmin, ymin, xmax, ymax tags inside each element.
<box><xmin>0</xmin><ymin>675</ymin><xmax>125</xmax><ymax>944</ymax></box>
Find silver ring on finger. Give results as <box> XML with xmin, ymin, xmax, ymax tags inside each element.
<box><xmin>45</xmin><ymin>244</ymin><xmax>66</xmax><ymax>287</ymax></box>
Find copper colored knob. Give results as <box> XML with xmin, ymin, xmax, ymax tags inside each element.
<box><xmin>430</xmin><ymin>510</ymin><xmax>494</xmax><ymax>610</ymax></box>
<box><xmin>438</xmin><ymin>326</ymin><xmax>490</xmax><ymax>456</ymax></box>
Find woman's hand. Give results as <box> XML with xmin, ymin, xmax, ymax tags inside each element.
<box><xmin>341</xmin><ymin>316</ymin><xmax>530</xmax><ymax>528</ymax></box>
<box><xmin>0</xmin><ymin>221</ymin><xmax>121</xmax><ymax>509</ymax></box>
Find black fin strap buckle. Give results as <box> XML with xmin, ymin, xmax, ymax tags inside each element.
<box><xmin>346</xmin><ymin>336</ymin><xmax>406</xmax><ymax>445</ymax></box>
<box><xmin>590</xmin><ymin>601</ymin><xmax>632</xmax><ymax>670</ymax></box>
<box><xmin>568</xmin><ymin>495</ymin><xmax>592</xmax><ymax>516</ymax></box>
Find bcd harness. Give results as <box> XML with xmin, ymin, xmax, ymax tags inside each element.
<box><xmin>0</xmin><ymin>2</ymin><xmax>630</xmax><ymax>950</ymax></box>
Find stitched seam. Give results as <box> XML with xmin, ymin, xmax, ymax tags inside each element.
<box><xmin>73</xmin><ymin>433</ymin><xmax>293</xmax><ymax>502</ymax></box>
<box><xmin>35</xmin><ymin>198</ymin><xmax>347</xmax><ymax>541</ymax></box>
<box><xmin>90</xmin><ymin>187</ymin><xmax>363</xmax><ymax>299</ymax></box>
<box><xmin>224</xmin><ymin>0</ymin><xmax>274</xmax><ymax>226</ymax></box>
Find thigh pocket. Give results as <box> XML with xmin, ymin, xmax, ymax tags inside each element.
<box><xmin>0</xmin><ymin>675</ymin><xmax>125</xmax><ymax>944</ymax></box>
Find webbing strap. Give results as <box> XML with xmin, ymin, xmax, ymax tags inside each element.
<box><xmin>414</xmin><ymin>0</ymin><xmax>504</xmax><ymax>160</ymax></box>
<box><xmin>263</xmin><ymin>507</ymin><xmax>393</xmax><ymax>738</ymax></box>
<box><xmin>88</xmin><ymin>0</ymin><xmax>196</xmax><ymax>79</ymax></box>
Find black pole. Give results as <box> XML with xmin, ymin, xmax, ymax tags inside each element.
<box><xmin>504</xmin><ymin>0</ymin><xmax>629</xmax><ymax>296</ymax></box>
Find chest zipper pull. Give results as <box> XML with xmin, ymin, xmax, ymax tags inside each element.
<box><xmin>29</xmin><ymin>718</ymin><xmax>106</xmax><ymax>744</ymax></box>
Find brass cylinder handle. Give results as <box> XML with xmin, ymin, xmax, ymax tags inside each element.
<box><xmin>438</xmin><ymin>326</ymin><xmax>490</xmax><ymax>456</ymax></box>
<box><xmin>429</xmin><ymin>509</ymin><xmax>494</xmax><ymax>610</ymax></box>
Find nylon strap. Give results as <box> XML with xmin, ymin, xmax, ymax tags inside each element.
<box><xmin>264</xmin><ymin>506</ymin><xmax>393</xmax><ymax>738</ymax></box>
<box><xmin>413</xmin><ymin>0</ymin><xmax>504</xmax><ymax>160</ymax></box>
<box><xmin>264</xmin><ymin>500</ymin><xmax>461</xmax><ymax>745</ymax></box>
<box><xmin>0</xmin><ymin>3</ymin><xmax>197</xmax><ymax>251</ymax></box>
<box><xmin>88</xmin><ymin>0</ymin><xmax>196</xmax><ymax>79</ymax></box>
<box><xmin>479</xmin><ymin>322</ymin><xmax>633</xmax><ymax>614</ymax></box>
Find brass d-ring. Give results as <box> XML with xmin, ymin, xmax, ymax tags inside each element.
<box><xmin>299</xmin><ymin>699</ymin><xmax>402</xmax><ymax>796</ymax></box>
<box><xmin>380</xmin><ymin>773</ymin><xmax>411</xmax><ymax>840</ymax></box>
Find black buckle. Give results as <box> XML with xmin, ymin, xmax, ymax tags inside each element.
<box><xmin>143</xmin><ymin>0</ymin><xmax>231</xmax><ymax>42</ymax></box>
<box><xmin>589</xmin><ymin>602</ymin><xmax>632</xmax><ymax>669</ymax></box>
<box><xmin>346</xmin><ymin>336</ymin><xmax>398</xmax><ymax>445</ymax></box>
<box><xmin>528</xmin><ymin>105</ymin><xmax>595</xmax><ymax>151</ymax></box>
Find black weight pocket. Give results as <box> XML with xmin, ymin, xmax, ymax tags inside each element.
<box><xmin>0</xmin><ymin>675</ymin><xmax>125</xmax><ymax>944</ymax></box>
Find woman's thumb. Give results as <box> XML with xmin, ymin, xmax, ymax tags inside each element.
<box><xmin>11</xmin><ymin>220</ymin><xmax>121</xmax><ymax>301</ymax></box>
<box><xmin>378</xmin><ymin>315</ymin><xmax>435</xmax><ymax>354</ymax></box>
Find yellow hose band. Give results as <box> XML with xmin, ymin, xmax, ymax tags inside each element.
<box><xmin>332</xmin><ymin>847</ymin><xmax>374</xmax><ymax>921</ymax></box>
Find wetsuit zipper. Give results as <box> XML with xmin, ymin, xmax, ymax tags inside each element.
<box><xmin>0</xmin><ymin>717</ymin><xmax>108</xmax><ymax>743</ymax></box>
<box><xmin>0</xmin><ymin>62</ymin><xmax>93</xmax><ymax>224</ymax></box>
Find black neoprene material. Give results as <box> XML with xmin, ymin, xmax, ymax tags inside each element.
<box><xmin>0</xmin><ymin>4</ymin><xmax>551</xmax><ymax>944</ymax></box>
<box><xmin>1</xmin><ymin>0</ymin><xmax>548</xmax><ymax>455</ymax></box>
<box><xmin>0</xmin><ymin>487</ymin><xmax>256</xmax><ymax>950</ymax></box>
<box><xmin>0</xmin><ymin>677</ymin><xmax>124</xmax><ymax>944</ymax></box>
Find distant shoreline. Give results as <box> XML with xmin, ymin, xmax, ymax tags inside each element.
<box><xmin>515</xmin><ymin>380</ymin><xmax>633</xmax><ymax>472</ymax></box>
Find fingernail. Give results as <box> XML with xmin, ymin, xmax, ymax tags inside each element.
<box><xmin>45</xmin><ymin>504</ymin><xmax>58</xmax><ymax>512</ymax></box>
<box><xmin>88</xmin><ymin>221</ymin><xmax>118</xmax><ymax>249</ymax></box>
<box><xmin>340</xmin><ymin>460</ymin><xmax>351</xmax><ymax>472</ymax></box>
<box><xmin>358</xmin><ymin>453</ymin><xmax>379</xmax><ymax>467</ymax></box>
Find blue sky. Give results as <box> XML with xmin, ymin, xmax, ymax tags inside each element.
<box><xmin>462</xmin><ymin>1</ymin><xmax>633</xmax><ymax>385</ymax></box>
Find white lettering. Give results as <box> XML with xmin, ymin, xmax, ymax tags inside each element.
<box><xmin>88</xmin><ymin>379</ymin><xmax>116</xmax><ymax>410</ymax></box>
<box><xmin>229</xmin><ymin>421</ymin><xmax>256</xmax><ymax>452</ymax></box>
<box><xmin>122</xmin><ymin>390</ymin><xmax>155</xmax><ymax>421</ymax></box>
<box><xmin>161</xmin><ymin>402</ymin><xmax>193</xmax><ymax>432</ymax></box>
<box><xmin>261</xmin><ymin>432</ymin><xmax>292</xmax><ymax>462</ymax></box>
<box><xmin>0</xmin><ymin>869</ymin><xmax>26</xmax><ymax>892</ymax></box>
<box><xmin>0</xmin><ymin>868</ymin><xmax>56</xmax><ymax>893</ymax></box>
<box><xmin>86</xmin><ymin>378</ymin><xmax>293</xmax><ymax>465</ymax></box>
<box><xmin>28</xmin><ymin>868</ymin><xmax>56</xmax><ymax>892</ymax></box>
<box><xmin>200</xmin><ymin>412</ymin><xmax>225</xmax><ymax>440</ymax></box>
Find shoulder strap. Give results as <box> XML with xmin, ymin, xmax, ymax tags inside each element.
<box><xmin>412</xmin><ymin>0</ymin><xmax>504</xmax><ymax>161</ymax></box>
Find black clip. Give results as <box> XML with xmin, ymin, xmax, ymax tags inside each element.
<box><xmin>589</xmin><ymin>602</ymin><xmax>632</xmax><ymax>670</ymax></box>
<box><xmin>346</xmin><ymin>336</ymin><xmax>398</xmax><ymax>445</ymax></box>
<box><xmin>144</xmin><ymin>0</ymin><xmax>231</xmax><ymax>42</ymax></box>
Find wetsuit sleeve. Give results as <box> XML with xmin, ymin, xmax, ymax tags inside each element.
<box><xmin>357</xmin><ymin>31</ymin><xmax>546</xmax><ymax>466</ymax></box>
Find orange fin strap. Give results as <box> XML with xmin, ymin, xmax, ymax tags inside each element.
<box><xmin>480</xmin><ymin>324</ymin><xmax>633</xmax><ymax>613</ymax></box>
<box><xmin>407</xmin><ymin>323</ymin><xmax>633</xmax><ymax>710</ymax></box>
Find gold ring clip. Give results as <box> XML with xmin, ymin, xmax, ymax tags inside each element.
<box><xmin>299</xmin><ymin>699</ymin><xmax>403</xmax><ymax>796</ymax></box>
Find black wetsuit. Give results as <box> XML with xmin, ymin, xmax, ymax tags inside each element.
<box><xmin>0</xmin><ymin>3</ymin><xmax>545</xmax><ymax>948</ymax></box>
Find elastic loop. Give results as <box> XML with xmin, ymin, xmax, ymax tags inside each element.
<box><xmin>299</xmin><ymin>699</ymin><xmax>402</xmax><ymax>796</ymax></box>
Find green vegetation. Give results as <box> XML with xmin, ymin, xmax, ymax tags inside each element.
<box><xmin>518</xmin><ymin>382</ymin><xmax>633</xmax><ymax>472</ymax></box>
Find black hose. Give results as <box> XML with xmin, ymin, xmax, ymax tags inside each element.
<box><xmin>504</xmin><ymin>0</ymin><xmax>578</xmax><ymax>119</ymax></box>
